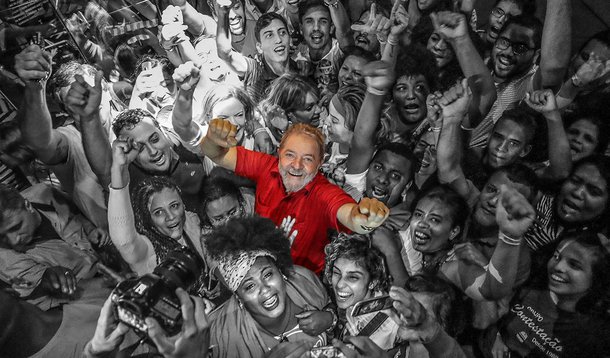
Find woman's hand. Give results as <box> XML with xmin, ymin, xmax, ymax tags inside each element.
<box><xmin>450</xmin><ymin>242</ymin><xmax>488</xmax><ymax>267</ymax></box>
<box><xmin>295</xmin><ymin>310</ymin><xmax>333</xmax><ymax>336</ymax></box>
<box><xmin>87</xmin><ymin>295</ymin><xmax>130</xmax><ymax>356</ymax></box>
<box><xmin>40</xmin><ymin>266</ymin><xmax>77</xmax><ymax>296</ymax></box>
<box><xmin>280</xmin><ymin>216</ymin><xmax>298</xmax><ymax>246</ymax></box>
<box><xmin>388</xmin><ymin>286</ymin><xmax>440</xmax><ymax>343</ymax></box>
<box><xmin>495</xmin><ymin>185</ymin><xmax>536</xmax><ymax>239</ymax></box>
<box><xmin>146</xmin><ymin>288</ymin><xmax>211</xmax><ymax>358</ymax></box>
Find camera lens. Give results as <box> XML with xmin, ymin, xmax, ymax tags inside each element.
<box><xmin>153</xmin><ymin>247</ymin><xmax>202</xmax><ymax>289</ymax></box>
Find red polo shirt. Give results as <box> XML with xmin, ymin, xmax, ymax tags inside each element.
<box><xmin>235</xmin><ymin>147</ymin><xmax>355</xmax><ymax>274</ymax></box>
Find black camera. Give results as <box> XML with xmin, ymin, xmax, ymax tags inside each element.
<box><xmin>111</xmin><ymin>248</ymin><xmax>202</xmax><ymax>335</ymax></box>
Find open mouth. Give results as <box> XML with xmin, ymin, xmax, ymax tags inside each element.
<box><xmin>151</xmin><ymin>153</ymin><xmax>166</xmax><ymax>167</ymax></box>
<box><xmin>370</xmin><ymin>185</ymin><xmax>388</xmax><ymax>200</ymax></box>
<box><xmin>287</xmin><ymin>0</ymin><xmax>299</xmax><ymax>4</ymax></box>
<box><xmin>335</xmin><ymin>290</ymin><xmax>352</xmax><ymax>303</ymax></box>
<box><xmin>489</xmin><ymin>27</ymin><xmax>500</xmax><ymax>39</ymax></box>
<box><xmin>262</xmin><ymin>294</ymin><xmax>279</xmax><ymax>310</ymax></box>
<box><xmin>403</xmin><ymin>103</ymin><xmax>420</xmax><ymax>114</ymax></box>
<box><xmin>274</xmin><ymin>45</ymin><xmax>287</xmax><ymax>55</ymax></box>
<box><xmin>166</xmin><ymin>221</ymin><xmax>181</xmax><ymax>230</ymax></box>
<box><xmin>550</xmin><ymin>273</ymin><xmax>568</xmax><ymax>284</ymax></box>
<box><xmin>310</xmin><ymin>33</ymin><xmax>324</xmax><ymax>45</ymax></box>
<box><xmin>413</xmin><ymin>230</ymin><xmax>430</xmax><ymax>245</ymax></box>
<box><xmin>229</xmin><ymin>16</ymin><xmax>241</xmax><ymax>26</ymax></box>
<box><xmin>355</xmin><ymin>35</ymin><xmax>369</xmax><ymax>46</ymax></box>
<box><xmin>496</xmin><ymin>55</ymin><xmax>514</xmax><ymax>71</ymax></box>
<box><xmin>560</xmin><ymin>198</ymin><xmax>581</xmax><ymax>215</ymax></box>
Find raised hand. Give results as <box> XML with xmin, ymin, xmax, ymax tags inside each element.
<box><xmin>111</xmin><ymin>137</ymin><xmax>140</xmax><ymax>168</ymax></box>
<box><xmin>388</xmin><ymin>286</ymin><xmax>440</xmax><ymax>343</ymax></box>
<box><xmin>425</xmin><ymin>92</ymin><xmax>443</xmax><ymax>126</ymax></box>
<box><xmin>389</xmin><ymin>0</ymin><xmax>410</xmax><ymax>37</ymax></box>
<box><xmin>351</xmin><ymin>197</ymin><xmax>390</xmax><ymax>233</ymax></box>
<box><xmin>351</xmin><ymin>3</ymin><xmax>391</xmax><ymax>37</ymax></box>
<box><xmin>574</xmin><ymin>52</ymin><xmax>610</xmax><ymax>88</ymax></box>
<box><xmin>524</xmin><ymin>89</ymin><xmax>558</xmax><ymax>115</ymax></box>
<box><xmin>206</xmin><ymin>118</ymin><xmax>238</xmax><ymax>148</ymax></box>
<box><xmin>14</xmin><ymin>44</ymin><xmax>53</xmax><ymax>84</ymax></box>
<box><xmin>495</xmin><ymin>185</ymin><xmax>536</xmax><ymax>239</ymax></box>
<box><xmin>161</xmin><ymin>5</ymin><xmax>184</xmax><ymax>25</ymax></box>
<box><xmin>40</xmin><ymin>266</ymin><xmax>77</xmax><ymax>296</ymax></box>
<box><xmin>87</xmin><ymin>295</ymin><xmax>130</xmax><ymax>356</ymax></box>
<box><xmin>439</xmin><ymin>78</ymin><xmax>471</xmax><ymax>123</ymax></box>
<box><xmin>450</xmin><ymin>242</ymin><xmax>488</xmax><ymax>267</ymax></box>
<box><xmin>295</xmin><ymin>310</ymin><xmax>333</xmax><ymax>336</ymax></box>
<box><xmin>146</xmin><ymin>288</ymin><xmax>211</xmax><ymax>358</ymax></box>
<box><xmin>65</xmin><ymin>71</ymin><xmax>103</xmax><ymax>119</ymax></box>
<box><xmin>430</xmin><ymin>11</ymin><xmax>469</xmax><ymax>41</ymax></box>
<box><xmin>173</xmin><ymin>61</ymin><xmax>201</xmax><ymax>91</ymax></box>
<box><xmin>279</xmin><ymin>216</ymin><xmax>298</xmax><ymax>246</ymax></box>
<box><xmin>216</xmin><ymin>0</ymin><xmax>233</xmax><ymax>9</ymax></box>
<box><xmin>362</xmin><ymin>60</ymin><xmax>395</xmax><ymax>93</ymax></box>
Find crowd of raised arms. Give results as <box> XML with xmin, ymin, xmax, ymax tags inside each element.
<box><xmin>1</xmin><ymin>0</ymin><xmax>610</xmax><ymax>357</ymax></box>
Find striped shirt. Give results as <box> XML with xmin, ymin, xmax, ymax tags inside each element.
<box><xmin>243</xmin><ymin>54</ymin><xmax>296</xmax><ymax>104</ymax></box>
<box><xmin>469</xmin><ymin>65</ymin><xmax>538</xmax><ymax>148</ymax></box>
<box><xmin>524</xmin><ymin>193</ymin><xmax>561</xmax><ymax>251</ymax></box>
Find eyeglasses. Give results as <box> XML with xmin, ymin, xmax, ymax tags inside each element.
<box><xmin>209</xmin><ymin>206</ymin><xmax>243</xmax><ymax>226</ymax></box>
<box><xmin>495</xmin><ymin>36</ymin><xmax>534</xmax><ymax>56</ymax></box>
<box><xmin>490</xmin><ymin>7</ymin><xmax>508</xmax><ymax>19</ymax></box>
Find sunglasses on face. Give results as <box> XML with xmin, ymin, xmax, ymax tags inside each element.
<box><xmin>495</xmin><ymin>36</ymin><xmax>534</xmax><ymax>56</ymax></box>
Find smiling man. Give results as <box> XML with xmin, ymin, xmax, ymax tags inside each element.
<box><xmin>194</xmin><ymin>119</ymin><xmax>390</xmax><ymax>274</ymax></box>
<box><xmin>469</xmin><ymin>0</ymin><xmax>571</xmax><ymax>148</ymax></box>
<box><xmin>217</xmin><ymin>9</ymin><xmax>296</xmax><ymax>103</ymax></box>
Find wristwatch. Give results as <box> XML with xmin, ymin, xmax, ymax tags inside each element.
<box><xmin>571</xmin><ymin>74</ymin><xmax>584</xmax><ymax>88</ymax></box>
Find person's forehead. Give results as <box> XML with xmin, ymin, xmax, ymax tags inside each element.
<box><xmin>334</xmin><ymin>257</ymin><xmax>368</xmax><ymax>274</ymax></box>
<box><xmin>122</xmin><ymin>116</ymin><xmax>159</xmax><ymax>141</ymax></box>
<box><xmin>282</xmin><ymin>133</ymin><xmax>320</xmax><ymax>156</ymax></box>
<box><xmin>260</xmin><ymin>19</ymin><xmax>287</xmax><ymax>36</ymax></box>
<box><xmin>570</xmin><ymin>119</ymin><xmax>599</xmax><ymax>134</ymax></box>
<box><xmin>416</xmin><ymin>196</ymin><xmax>448</xmax><ymax>215</ymax></box>
<box><xmin>496</xmin><ymin>0</ymin><xmax>522</xmax><ymax>15</ymax></box>
<box><xmin>304</xmin><ymin>6</ymin><xmax>330</xmax><ymax>20</ymax></box>
<box><xmin>302</xmin><ymin>92</ymin><xmax>318</xmax><ymax>106</ymax></box>
<box><xmin>574</xmin><ymin>164</ymin><xmax>607</xmax><ymax>189</ymax></box>
<box><xmin>501</xmin><ymin>24</ymin><xmax>536</xmax><ymax>45</ymax></box>
<box><xmin>244</xmin><ymin>256</ymin><xmax>274</xmax><ymax>279</ymax></box>
<box><xmin>488</xmin><ymin>171</ymin><xmax>532</xmax><ymax>197</ymax></box>
<box><xmin>343</xmin><ymin>55</ymin><xmax>368</xmax><ymax>69</ymax></box>
<box><xmin>148</xmin><ymin>187</ymin><xmax>180</xmax><ymax>207</ymax></box>
<box><xmin>557</xmin><ymin>240</ymin><xmax>593</xmax><ymax>267</ymax></box>
<box><xmin>493</xmin><ymin>118</ymin><xmax>527</xmax><ymax>140</ymax></box>
<box><xmin>212</xmin><ymin>97</ymin><xmax>244</xmax><ymax>114</ymax></box>
<box><xmin>373</xmin><ymin>150</ymin><xmax>412</xmax><ymax>173</ymax></box>
<box><xmin>396</xmin><ymin>74</ymin><xmax>428</xmax><ymax>86</ymax></box>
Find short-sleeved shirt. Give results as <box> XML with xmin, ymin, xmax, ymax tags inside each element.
<box><xmin>469</xmin><ymin>65</ymin><xmax>538</xmax><ymax>148</ymax></box>
<box><xmin>295</xmin><ymin>39</ymin><xmax>344</xmax><ymax>94</ymax></box>
<box><xmin>235</xmin><ymin>146</ymin><xmax>355</xmax><ymax>273</ymax></box>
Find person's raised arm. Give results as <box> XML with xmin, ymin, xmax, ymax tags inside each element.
<box><xmin>64</xmin><ymin>70</ymin><xmax>113</xmax><ymax>188</ymax></box>
<box><xmin>325</xmin><ymin>0</ymin><xmax>353</xmax><ymax>50</ymax></box>
<box><xmin>431</xmin><ymin>11</ymin><xmax>496</xmax><ymax>126</ymax></box>
<box><xmin>525</xmin><ymin>89</ymin><xmax>571</xmax><ymax>181</ymax></box>
<box><xmin>443</xmin><ymin>186</ymin><xmax>535</xmax><ymax>301</ymax></box>
<box><xmin>215</xmin><ymin>0</ymin><xmax>249</xmax><ymax>76</ymax></box>
<box><xmin>556</xmin><ymin>54</ymin><xmax>610</xmax><ymax>109</ymax></box>
<box><xmin>170</xmin><ymin>0</ymin><xmax>217</xmax><ymax>37</ymax></box>
<box><xmin>14</xmin><ymin>45</ymin><xmax>69</xmax><ymax>165</ymax></box>
<box><xmin>436</xmin><ymin>79</ymin><xmax>472</xmax><ymax>199</ymax></box>
<box><xmin>171</xmin><ymin>61</ymin><xmax>204</xmax><ymax>143</ymax></box>
<box><xmin>108</xmin><ymin>138</ymin><xmax>151</xmax><ymax>266</ymax></box>
<box><xmin>198</xmin><ymin>118</ymin><xmax>238</xmax><ymax>171</ymax></box>
<box><xmin>159</xmin><ymin>6</ymin><xmax>201</xmax><ymax>67</ymax></box>
<box><xmin>336</xmin><ymin>197</ymin><xmax>390</xmax><ymax>234</ymax></box>
<box><xmin>381</xmin><ymin>1</ymin><xmax>410</xmax><ymax>67</ymax></box>
<box><xmin>346</xmin><ymin>60</ymin><xmax>394</xmax><ymax>175</ymax></box>
<box><xmin>536</xmin><ymin>0</ymin><xmax>571</xmax><ymax>90</ymax></box>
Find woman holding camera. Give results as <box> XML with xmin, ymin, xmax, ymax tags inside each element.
<box><xmin>107</xmin><ymin>137</ymin><xmax>208</xmax><ymax>276</ymax></box>
<box><xmin>206</xmin><ymin>216</ymin><xmax>332</xmax><ymax>358</ymax></box>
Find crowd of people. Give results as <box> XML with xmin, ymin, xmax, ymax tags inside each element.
<box><xmin>1</xmin><ymin>0</ymin><xmax>610</xmax><ymax>357</ymax></box>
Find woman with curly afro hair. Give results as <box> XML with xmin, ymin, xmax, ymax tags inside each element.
<box><xmin>206</xmin><ymin>215</ymin><xmax>332</xmax><ymax>358</ymax></box>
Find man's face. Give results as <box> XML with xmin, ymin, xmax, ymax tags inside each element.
<box><xmin>365</xmin><ymin>150</ymin><xmax>413</xmax><ymax>207</ymax></box>
<box><xmin>228</xmin><ymin>1</ymin><xmax>246</xmax><ymax>35</ymax></box>
<box><xmin>353</xmin><ymin>11</ymin><xmax>380</xmax><ymax>54</ymax></box>
<box><xmin>119</xmin><ymin>117</ymin><xmax>175</xmax><ymax>173</ymax></box>
<box><xmin>257</xmin><ymin>19</ymin><xmax>290</xmax><ymax>63</ymax></box>
<box><xmin>486</xmin><ymin>0</ymin><xmax>522</xmax><ymax>43</ymax></box>
<box><xmin>338</xmin><ymin>55</ymin><xmax>368</xmax><ymax>88</ymax></box>
<box><xmin>0</xmin><ymin>205</ymin><xmax>40</xmax><ymax>252</ymax></box>
<box><xmin>473</xmin><ymin>171</ymin><xmax>532</xmax><ymax>228</ymax></box>
<box><xmin>569</xmin><ymin>39</ymin><xmax>610</xmax><ymax>77</ymax></box>
<box><xmin>278</xmin><ymin>133</ymin><xmax>322</xmax><ymax>193</ymax></box>
<box><xmin>491</xmin><ymin>24</ymin><xmax>538</xmax><ymax>80</ymax></box>
<box><xmin>301</xmin><ymin>6</ymin><xmax>333</xmax><ymax>51</ymax></box>
<box><xmin>393</xmin><ymin>75</ymin><xmax>430</xmax><ymax>126</ymax></box>
<box><xmin>486</xmin><ymin>118</ymin><xmax>531</xmax><ymax>168</ymax></box>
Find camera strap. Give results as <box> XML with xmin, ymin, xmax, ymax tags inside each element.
<box><xmin>357</xmin><ymin>312</ymin><xmax>388</xmax><ymax>337</ymax></box>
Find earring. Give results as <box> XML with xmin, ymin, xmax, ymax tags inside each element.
<box><xmin>282</xmin><ymin>273</ymin><xmax>288</xmax><ymax>281</ymax></box>
<box><xmin>236</xmin><ymin>295</ymin><xmax>244</xmax><ymax>309</ymax></box>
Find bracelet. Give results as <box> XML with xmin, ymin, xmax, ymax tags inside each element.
<box><xmin>366</xmin><ymin>87</ymin><xmax>387</xmax><ymax>96</ymax></box>
<box><xmin>571</xmin><ymin>74</ymin><xmax>584</xmax><ymax>88</ymax></box>
<box><xmin>324</xmin><ymin>307</ymin><xmax>339</xmax><ymax>333</ymax></box>
<box><xmin>429</xmin><ymin>126</ymin><xmax>441</xmax><ymax>132</ymax></box>
<box><xmin>253</xmin><ymin>127</ymin><xmax>268</xmax><ymax>136</ymax></box>
<box><xmin>387</xmin><ymin>37</ymin><xmax>399</xmax><ymax>46</ymax></box>
<box><xmin>498</xmin><ymin>231</ymin><xmax>521</xmax><ymax>246</ymax></box>
<box><xmin>188</xmin><ymin>123</ymin><xmax>205</xmax><ymax>147</ymax></box>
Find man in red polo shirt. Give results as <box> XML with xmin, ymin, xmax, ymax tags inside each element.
<box><xmin>196</xmin><ymin>118</ymin><xmax>390</xmax><ymax>273</ymax></box>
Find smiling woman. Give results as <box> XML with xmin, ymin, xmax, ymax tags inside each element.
<box><xmin>206</xmin><ymin>216</ymin><xmax>330</xmax><ymax>358</ymax></box>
